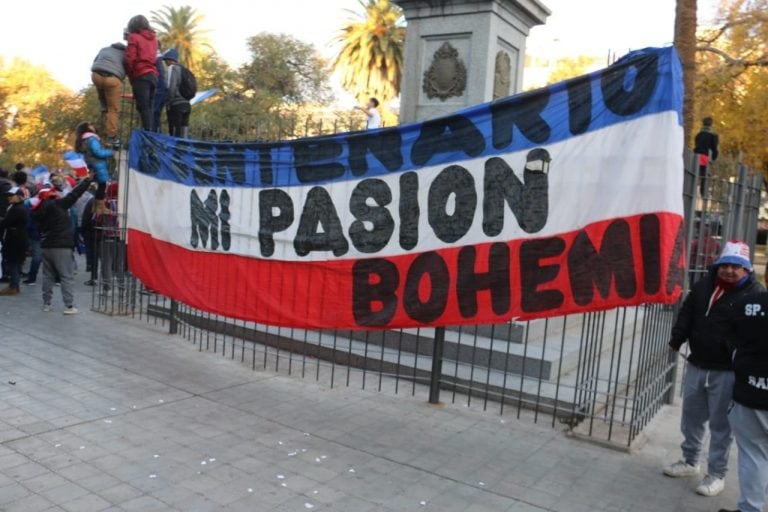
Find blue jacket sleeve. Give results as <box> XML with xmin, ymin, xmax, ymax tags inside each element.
<box><xmin>87</xmin><ymin>137</ymin><xmax>113</xmax><ymax>159</ymax></box>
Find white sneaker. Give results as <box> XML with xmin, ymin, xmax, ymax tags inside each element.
<box><xmin>696</xmin><ymin>475</ymin><xmax>725</xmax><ymax>496</ymax></box>
<box><xmin>62</xmin><ymin>306</ymin><xmax>79</xmax><ymax>315</ymax></box>
<box><xmin>663</xmin><ymin>460</ymin><xmax>700</xmax><ymax>477</ymax></box>
<box><xmin>42</xmin><ymin>304</ymin><xmax>52</xmax><ymax>312</ymax></box>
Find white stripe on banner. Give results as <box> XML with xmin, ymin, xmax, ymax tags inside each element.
<box><xmin>127</xmin><ymin>111</ymin><xmax>682</xmax><ymax>262</ymax></box>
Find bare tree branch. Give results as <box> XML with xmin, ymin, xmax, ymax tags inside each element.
<box><xmin>697</xmin><ymin>45</ymin><xmax>768</xmax><ymax>67</ymax></box>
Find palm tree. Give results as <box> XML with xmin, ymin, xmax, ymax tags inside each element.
<box><xmin>150</xmin><ymin>5</ymin><xmax>212</xmax><ymax>74</ymax></box>
<box><xmin>674</xmin><ymin>0</ymin><xmax>697</xmax><ymax>146</ymax></box>
<box><xmin>333</xmin><ymin>0</ymin><xmax>405</xmax><ymax>104</ymax></box>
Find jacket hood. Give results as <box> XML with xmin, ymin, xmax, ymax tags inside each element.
<box><xmin>110</xmin><ymin>42</ymin><xmax>126</xmax><ymax>51</ymax></box>
<box><xmin>82</xmin><ymin>132</ymin><xmax>100</xmax><ymax>141</ymax></box>
<box><xmin>137</xmin><ymin>29</ymin><xmax>156</xmax><ymax>41</ymax></box>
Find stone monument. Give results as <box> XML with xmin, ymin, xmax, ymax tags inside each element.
<box><xmin>398</xmin><ymin>0</ymin><xmax>550</xmax><ymax>123</ymax></box>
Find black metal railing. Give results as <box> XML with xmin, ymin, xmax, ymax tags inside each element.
<box><xmin>91</xmin><ymin>99</ymin><xmax>764</xmax><ymax>449</ymax></box>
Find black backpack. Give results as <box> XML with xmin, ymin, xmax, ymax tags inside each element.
<box><xmin>177</xmin><ymin>65</ymin><xmax>197</xmax><ymax>100</ymax></box>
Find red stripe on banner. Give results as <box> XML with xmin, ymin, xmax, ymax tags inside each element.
<box><xmin>127</xmin><ymin>212</ymin><xmax>685</xmax><ymax>330</ymax></box>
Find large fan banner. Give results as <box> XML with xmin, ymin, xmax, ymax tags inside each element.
<box><xmin>126</xmin><ymin>47</ymin><xmax>685</xmax><ymax>330</ymax></box>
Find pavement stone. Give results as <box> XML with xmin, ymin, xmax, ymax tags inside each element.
<box><xmin>0</xmin><ymin>270</ymin><xmax>747</xmax><ymax>511</ymax></box>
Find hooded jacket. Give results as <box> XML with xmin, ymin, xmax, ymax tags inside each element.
<box><xmin>727</xmin><ymin>292</ymin><xmax>768</xmax><ymax>410</ymax></box>
<box><xmin>80</xmin><ymin>133</ymin><xmax>112</xmax><ymax>183</ymax></box>
<box><xmin>125</xmin><ymin>29</ymin><xmax>159</xmax><ymax>80</ymax></box>
<box><xmin>32</xmin><ymin>178</ymin><xmax>92</xmax><ymax>249</ymax></box>
<box><xmin>91</xmin><ymin>43</ymin><xmax>126</xmax><ymax>80</ymax></box>
<box><xmin>166</xmin><ymin>64</ymin><xmax>192</xmax><ymax>108</ymax></box>
<box><xmin>670</xmin><ymin>267</ymin><xmax>763</xmax><ymax>370</ymax></box>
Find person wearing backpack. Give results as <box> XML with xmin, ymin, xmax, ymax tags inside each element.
<box><xmin>162</xmin><ymin>48</ymin><xmax>196</xmax><ymax>138</ymax></box>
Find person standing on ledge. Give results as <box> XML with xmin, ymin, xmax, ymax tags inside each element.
<box><xmin>355</xmin><ymin>97</ymin><xmax>381</xmax><ymax>130</ymax></box>
<box><xmin>694</xmin><ymin>116</ymin><xmax>719</xmax><ymax>197</ymax></box>
<box><xmin>664</xmin><ymin>241</ymin><xmax>763</xmax><ymax>497</ymax></box>
<box><xmin>124</xmin><ymin>15</ymin><xmax>159</xmax><ymax>131</ymax></box>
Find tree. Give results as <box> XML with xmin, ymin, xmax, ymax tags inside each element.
<box><xmin>547</xmin><ymin>56</ymin><xmax>601</xmax><ymax>85</ymax></box>
<box><xmin>0</xmin><ymin>58</ymin><xmax>87</xmax><ymax>169</ymax></box>
<box><xmin>333</xmin><ymin>0</ymin><xmax>405</xmax><ymax>103</ymax></box>
<box><xmin>240</xmin><ymin>33</ymin><xmax>332</xmax><ymax>107</ymax></box>
<box><xmin>151</xmin><ymin>5</ymin><xmax>212</xmax><ymax>74</ymax></box>
<box><xmin>695</xmin><ymin>0</ymin><xmax>768</xmax><ymax>175</ymax></box>
<box><xmin>674</xmin><ymin>0</ymin><xmax>698</xmax><ymax>146</ymax></box>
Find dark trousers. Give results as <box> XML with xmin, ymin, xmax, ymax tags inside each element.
<box><xmin>167</xmin><ymin>103</ymin><xmax>191</xmax><ymax>137</ymax></box>
<box><xmin>131</xmin><ymin>74</ymin><xmax>157</xmax><ymax>131</ymax></box>
<box><xmin>83</xmin><ymin>229</ymin><xmax>95</xmax><ymax>273</ymax></box>
<box><xmin>27</xmin><ymin>238</ymin><xmax>42</xmax><ymax>282</ymax></box>
<box><xmin>4</xmin><ymin>253</ymin><xmax>24</xmax><ymax>289</ymax></box>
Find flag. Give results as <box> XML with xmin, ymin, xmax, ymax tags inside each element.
<box><xmin>30</xmin><ymin>165</ymin><xmax>49</xmax><ymax>184</ymax></box>
<box><xmin>63</xmin><ymin>151</ymin><xmax>88</xmax><ymax>178</ymax></box>
<box><xmin>126</xmin><ymin>47</ymin><xmax>685</xmax><ymax>330</ymax></box>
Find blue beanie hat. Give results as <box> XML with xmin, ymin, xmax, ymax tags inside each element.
<box><xmin>162</xmin><ymin>48</ymin><xmax>180</xmax><ymax>62</ymax></box>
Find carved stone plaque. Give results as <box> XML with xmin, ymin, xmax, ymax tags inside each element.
<box><xmin>422</xmin><ymin>42</ymin><xmax>467</xmax><ymax>101</ymax></box>
<box><xmin>493</xmin><ymin>50</ymin><xmax>511</xmax><ymax>100</ymax></box>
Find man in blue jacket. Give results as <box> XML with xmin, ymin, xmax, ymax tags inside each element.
<box><xmin>664</xmin><ymin>241</ymin><xmax>763</xmax><ymax>497</ymax></box>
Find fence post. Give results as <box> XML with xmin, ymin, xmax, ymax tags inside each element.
<box><xmin>428</xmin><ymin>327</ymin><xmax>446</xmax><ymax>404</ymax></box>
<box><xmin>169</xmin><ymin>299</ymin><xmax>179</xmax><ymax>335</ymax></box>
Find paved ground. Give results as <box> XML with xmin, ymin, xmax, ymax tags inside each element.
<box><xmin>0</xmin><ymin>275</ymin><xmax>746</xmax><ymax>511</ymax></box>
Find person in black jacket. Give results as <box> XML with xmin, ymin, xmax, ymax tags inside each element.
<box><xmin>30</xmin><ymin>173</ymin><xmax>94</xmax><ymax>314</ymax></box>
<box><xmin>0</xmin><ymin>187</ymin><xmax>29</xmax><ymax>295</ymax></box>
<box><xmin>663</xmin><ymin>240</ymin><xmax>763</xmax><ymax>497</ymax></box>
<box><xmin>694</xmin><ymin>116</ymin><xmax>719</xmax><ymax>197</ymax></box>
<box><xmin>718</xmin><ymin>291</ymin><xmax>768</xmax><ymax>512</ymax></box>
<box><xmin>0</xmin><ymin>168</ymin><xmax>11</xmax><ymax>283</ymax></box>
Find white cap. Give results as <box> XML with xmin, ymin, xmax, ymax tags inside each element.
<box><xmin>714</xmin><ymin>240</ymin><xmax>752</xmax><ymax>270</ymax></box>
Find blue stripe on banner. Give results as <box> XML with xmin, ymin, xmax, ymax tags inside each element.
<box><xmin>129</xmin><ymin>46</ymin><xmax>682</xmax><ymax>188</ymax></box>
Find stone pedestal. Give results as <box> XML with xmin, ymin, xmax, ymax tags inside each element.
<box><xmin>398</xmin><ymin>0</ymin><xmax>549</xmax><ymax>123</ymax></box>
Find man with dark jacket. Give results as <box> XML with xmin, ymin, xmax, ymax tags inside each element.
<box><xmin>694</xmin><ymin>116</ymin><xmax>719</xmax><ymax>196</ymax></box>
<box><xmin>718</xmin><ymin>291</ymin><xmax>768</xmax><ymax>512</ymax></box>
<box><xmin>0</xmin><ymin>187</ymin><xmax>29</xmax><ymax>295</ymax></box>
<box><xmin>0</xmin><ymin>168</ymin><xmax>12</xmax><ymax>283</ymax></box>
<box><xmin>664</xmin><ymin>240</ymin><xmax>763</xmax><ymax>497</ymax></box>
<box><xmin>31</xmin><ymin>174</ymin><xmax>94</xmax><ymax>314</ymax></box>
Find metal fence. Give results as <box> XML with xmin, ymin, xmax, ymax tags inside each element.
<box><xmin>92</xmin><ymin>105</ymin><xmax>764</xmax><ymax>449</ymax></box>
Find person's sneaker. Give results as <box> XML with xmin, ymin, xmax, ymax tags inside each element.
<box><xmin>696</xmin><ymin>475</ymin><xmax>725</xmax><ymax>496</ymax></box>
<box><xmin>662</xmin><ymin>460</ymin><xmax>700</xmax><ymax>477</ymax></box>
<box><xmin>84</xmin><ymin>280</ymin><xmax>96</xmax><ymax>286</ymax></box>
<box><xmin>42</xmin><ymin>304</ymin><xmax>53</xmax><ymax>312</ymax></box>
<box><xmin>23</xmin><ymin>279</ymin><xmax>36</xmax><ymax>286</ymax></box>
<box><xmin>62</xmin><ymin>306</ymin><xmax>79</xmax><ymax>315</ymax></box>
<box><xmin>717</xmin><ymin>509</ymin><xmax>739</xmax><ymax>512</ymax></box>
<box><xmin>0</xmin><ymin>287</ymin><xmax>19</xmax><ymax>296</ymax></box>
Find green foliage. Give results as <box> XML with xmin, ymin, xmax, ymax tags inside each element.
<box><xmin>546</xmin><ymin>56</ymin><xmax>601</xmax><ymax>84</ymax></box>
<box><xmin>151</xmin><ymin>5</ymin><xmax>212</xmax><ymax>74</ymax></box>
<box><xmin>333</xmin><ymin>0</ymin><xmax>405</xmax><ymax>103</ymax></box>
<box><xmin>696</xmin><ymin>0</ymin><xmax>768</xmax><ymax>175</ymax></box>
<box><xmin>240</xmin><ymin>33</ymin><xmax>333</xmax><ymax>107</ymax></box>
<box><xmin>0</xmin><ymin>57</ymin><xmax>80</xmax><ymax>169</ymax></box>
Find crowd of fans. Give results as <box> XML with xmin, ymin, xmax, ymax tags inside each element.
<box><xmin>0</xmin><ymin>163</ymin><xmax>118</xmax><ymax>313</ymax></box>
<box><xmin>0</xmin><ymin>13</ymin><xmax>194</xmax><ymax>313</ymax></box>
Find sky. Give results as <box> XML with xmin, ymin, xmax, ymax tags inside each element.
<box><xmin>0</xmin><ymin>0</ymin><xmax>721</xmax><ymax>94</ymax></box>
